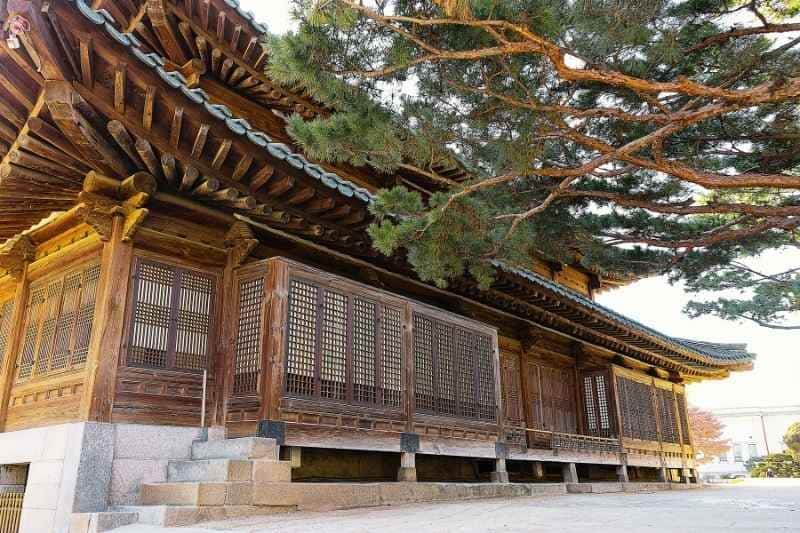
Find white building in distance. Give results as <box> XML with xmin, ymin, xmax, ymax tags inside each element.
<box><xmin>699</xmin><ymin>405</ymin><xmax>800</xmax><ymax>479</ymax></box>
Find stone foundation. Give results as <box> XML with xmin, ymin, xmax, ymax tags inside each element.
<box><xmin>0</xmin><ymin>422</ymin><xmax>206</xmax><ymax>533</ymax></box>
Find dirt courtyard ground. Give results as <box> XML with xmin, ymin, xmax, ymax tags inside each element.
<box><xmin>120</xmin><ymin>479</ymin><xmax>800</xmax><ymax>532</ymax></box>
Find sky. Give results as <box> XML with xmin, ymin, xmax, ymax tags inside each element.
<box><xmin>242</xmin><ymin>0</ymin><xmax>800</xmax><ymax>411</ymax></box>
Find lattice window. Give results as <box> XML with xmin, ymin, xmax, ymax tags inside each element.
<box><xmin>49</xmin><ymin>273</ymin><xmax>81</xmax><ymax>371</ymax></box>
<box><xmin>413</xmin><ymin>314</ymin><xmax>435</xmax><ymax>412</ymax></box>
<box><xmin>381</xmin><ymin>306</ymin><xmax>403</xmax><ymax>408</ymax></box>
<box><xmin>17</xmin><ymin>287</ymin><xmax>44</xmax><ymax>380</ymax></box>
<box><xmin>657</xmin><ymin>388</ymin><xmax>680</xmax><ymax>443</ymax></box>
<box><xmin>233</xmin><ymin>277</ymin><xmax>264</xmax><ymax>395</ymax></box>
<box><xmin>616</xmin><ymin>376</ymin><xmax>658</xmax><ymax>441</ymax></box>
<box><xmin>435</xmin><ymin>322</ymin><xmax>457</xmax><ymax>416</ymax></box>
<box><xmin>174</xmin><ymin>271</ymin><xmax>214</xmax><ymax>370</ymax></box>
<box><xmin>584</xmin><ymin>376</ymin><xmax>597</xmax><ymax>431</ymax></box>
<box><xmin>582</xmin><ymin>372</ymin><xmax>614</xmax><ymax>437</ymax></box>
<box><xmin>128</xmin><ymin>261</ymin><xmax>174</xmax><ymax>368</ymax></box>
<box><xmin>476</xmin><ymin>334</ymin><xmax>496</xmax><ymax>420</ymax></box>
<box><xmin>676</xmin><ymin>392</ymin><xmax>691</xmax><ymax>444</ymax></box>
<box><xmin>286</xmin><ymin>279</ymin><xmax>318</xmax><ymax>397</ymax></box>
<box><xmin>127</xmin><ymin>260</ymin><xmax>215</xmax><ymax>372</ymax></box>
<box><xmin>321</xmin><ymin>290</ymin><xmax>347</xmax><ymax>401</ymax></box>
<box><xmin>284</xmin><ymin>276</ymin><xmax>404</xmax><ymax>408</ymax></box>
<box><xmin>596</xmin><ymin>375</ymin><xmax>611</xmax><ymax>431</ymax></box>
<box><xmin>34</xmin><ymin>280</ymin><xmax>63</xmax><ymax>376</ymax></box>
<box><xmin>0</xmin><ymin>299</ymin><xmax>16</xmax><ymax>370</ymax></box>
<box><xmin>413</xmin><ymin>312</ymin><xmax>497</xmax><ymax>422</ymax></box>
<box><xmin>16</xmin><ymin>263</ymin><xmax>100</xmax><ymax>381</ymax></box>
<box><xmin>72</xmin><ymin>266</ymin><xmax>100</xmax><ymax>366</ymax></box>
<box><xmin>352</xmin><ymin>297</ymin><xmax>377</xmax><ymax>404</ymax></box>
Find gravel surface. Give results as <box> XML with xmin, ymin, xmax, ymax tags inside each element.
<box><xmin>118</xmin><ymin>479</ymin><xmax>800</xmax><ymax>532</ymax></box>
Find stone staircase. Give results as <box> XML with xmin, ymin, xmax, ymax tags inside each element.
<box><xmin>70</xmin><ymin>436</ymin><xmax>573</xmax><ymax>531</ymax></box>
<box><xmin>116</xmin><ymin>437</ymin><xmax>296</xmax><ymax>528</ymax></box>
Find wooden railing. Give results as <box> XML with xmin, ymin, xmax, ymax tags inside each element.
<box><xmin>0</xmin><ymin>493</ymin><xmax>23</xmax><ymax>533</ymax></box>
<box><xmin>526</xmin><ymin>429</ymin><xmax>621</xmax><ymax>453</ymax></box>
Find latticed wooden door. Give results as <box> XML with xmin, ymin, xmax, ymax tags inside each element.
<box><xmin>581</xmin><ymin>370</ymin><xmax>615</xmax><ymax>438</ymax></box>
<box><xmin>0</xmin><ymin>493</ymin><xmax>23</xmax><ymax>533</ymax></box>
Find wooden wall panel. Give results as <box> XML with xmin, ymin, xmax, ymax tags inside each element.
<box><xmin>4</xmin><ymin>373</ymin><xmax>84</xmax><ymax>431</ymax></box>
<box><xmin>525</xmin><ymin>354</ymin><xmax>578</xmax><ymax>434</ymax></box>
<box><xmin>112</xmin><ymin>367</ymin><xmax>212</xmax><ymax>426</ymax></box>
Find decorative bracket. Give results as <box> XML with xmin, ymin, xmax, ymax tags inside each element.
<box><xmin>77</xmin><ymin>172</ymin><xmax>157</xmax><ymax>242</ymax></box>
<box><xmin>224</xmin><ymin>221</ymin><xmax>258</xmax><ymax>267</ymax></box>
<box><xmin>0</xmin><ymin>234</ymin><xmax>35</xmax><ymax>280</ymax></box>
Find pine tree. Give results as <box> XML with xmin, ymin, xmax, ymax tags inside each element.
<box><xmin>268</xmin><ymin>0</ymin><xmax>800</xmax><ymax>327</ymax></box>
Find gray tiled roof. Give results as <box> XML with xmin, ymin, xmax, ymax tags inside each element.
<box><xmin>493</xmin><ymin>261</ymin><xmax>755</xmax><ymax>366</ymax></box>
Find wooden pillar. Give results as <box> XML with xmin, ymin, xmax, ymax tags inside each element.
<box><xmin>492</xmin><ymin>335</ymin><xmax>505</xmax><ymax>444</ymax></box>
<box><xmin>649</xmin><ymin>377</ymin><xmax>667</xmax><ymax>475</ymax></box>
<box><xmin>79</xmin><ymin>214</ymin><xmax>134</xmax><ymax>422</ymax></box>
<box><xmin>214</xmin><ymin>253</ymin><xmax>237</xmax><ymax>428</ymax></box>
<box><xmin>609</xmin><ymin>365</ymin><xmax>626</xmax><ymax>452</ymax></box>
<box><xmin>0</xmin><ymin>268</ymin><xmax>30</xmax><ymax>432</ymax></box>
<box><xmin>260</xmin><ymin>260</ymin><xmax>289</xmax><ymax>423</ymax></box>
<box><xmin>215</xmin><ymin>223</ymin><xmax>258</xmax><ymax>428</ymax></box>
<box><xmin>403</xmin><ymin>303</ymin><xmax>415</xmax><ymax>434</ymax></box>
<box><xmin>571</xmin><ymin>344</ymin><xmax>585</xmax><ymax>435</ymax></box>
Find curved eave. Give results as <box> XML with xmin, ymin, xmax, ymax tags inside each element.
<box><xmin>493</xmin><ymin>262</ymin><xmax>756</xmax><ymax>374</ymax></box>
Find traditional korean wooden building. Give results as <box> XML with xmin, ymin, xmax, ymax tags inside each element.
<box><xmin>0</xmin><ymin>0</ymin><xmax>755</xmax><ymax>531</ymax></box>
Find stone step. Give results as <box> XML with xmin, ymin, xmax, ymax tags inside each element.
<box><xmin>167</xmin><ymin>458</ymin><xmax>292</xmax><ymax>483</ymax></box>
<box><xmin>253</xmin><ymin>460</ymin><xmax>293</xmax><ymax>483</ymax></box>
<box><xmin>116</xmin><ymin>504</ymin><xmax>295</xmax><ymax>528</ymax></box>
<box><xmin>191</xmin><ymin>437</ymin><xmax>278</xmax><ymax>461</ymax></box>
<box><xmin>69</xmin><ymin>511</ymin><xmax>139</xmax><ymax>533</ymax></box>
<box><xmin>168</xmin><ymin>459</ymin><xmax>253</xmax><ymax>482</ymax></box>
<box><xmin>139</xmin><ymin>481</ymin><xmax>253</xmax><ymax>506</ymax></box>
<box><xmin>252</xmin><ymin>481</ymin><xmax>567</xmax><ymax>511</ymax></box>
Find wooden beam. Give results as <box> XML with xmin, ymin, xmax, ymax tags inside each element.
<box><xmin>44</xmin><ymin>81</ymin><xmax>130</xmax><ymax>177</ymax></box>
<box><xmin>146</xmin><ymin>0</ymin><xmax>190</xmax><ymax>64</ymax></box>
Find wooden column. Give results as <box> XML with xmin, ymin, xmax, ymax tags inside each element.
<box><xmin>0</xmin><ymin>268</ymin><xmax>30</xmax><ymax>432</ymax></box>
<box><xmin>571</xmin><ymin>343</ymin><xmax>586</xmax><ymax>435</ymax></box>
<box><xmin>492</xmin><ymin>335</ymin><xmax>505</xmax><ymax>443</ymax></box>
<box><xmin>79</xmin><ymin>213</ymin><xmax>134</xmax><ymax>422</ymax></box>
<box><xmin>671</xmin><ymin>383</ymin><xmax>688</xmax><ymax>476</ymax></box>
<box><xmin>649</xmin><ymin>376</ymin><xmax>667</xmax><ymax>474</ymax></box>
<box><xmin>403</xmin><ymin>302</ymin><xmax>415</xmax><ymax>434</ymax></box>
<box><xmin>215</xmin><ymin>223</ymin><xmax>258</xmax><ymax>427</ymax></box>
<box><xmin>608</xmin><ymin>365</ymin><xmax>627</xmax><ymax>456</ymax></box>
<box><xmin>260</xmin><ymin>260</ymin><xmax>289</xmax><ymax>423</ymax></box>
